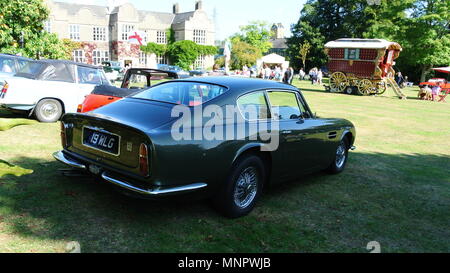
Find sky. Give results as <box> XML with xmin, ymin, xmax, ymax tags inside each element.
<box><xmin>56</xmin><ymin>0</ymin><xmax>306</xmax><ymax>40</ymax></box>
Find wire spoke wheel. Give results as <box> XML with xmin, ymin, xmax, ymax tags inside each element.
<box><xmin>330</xmin><ymin>72</ymin><xmax>348</xmax><ymax>93</ymax></box>
<box><xmin>357</xmin><ymin>79</ymin><xmax>375</xmax><ymax>96</ymax></box>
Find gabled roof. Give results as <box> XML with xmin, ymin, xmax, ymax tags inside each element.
<box><xmin>138</xmin><ymin>10</ymin><xmax>175</xmax><ymax>25</ymax></box>
<box><xmin>173</xmin><ymin>11</ymin><xmax>196</xmax><ymax>24</ymax></box>
<box><xmin>53</xmin><ymin>2</ymin><xmax>108</xmax><ymax>18</ymax></box>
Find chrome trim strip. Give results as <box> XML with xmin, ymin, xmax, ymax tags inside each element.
<box><xmin>101</xmin><ymin>172</ymin><xmax>207</xmax><ymax>196</ymax></box>
<box><xmin>53</xmin><ymin>151</ymin><xmax>86</xmax><ymax>170</ymax></box>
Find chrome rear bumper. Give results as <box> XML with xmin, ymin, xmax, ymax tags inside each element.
<box><xmin>53</xmin><ymin>151</ymin><xmax>86</xmax><ymax>170</ymax></box>
<box><xmin>53</xmin><ymin>151</ymin><xmax>207</xmax><ymax>196</ymax></box>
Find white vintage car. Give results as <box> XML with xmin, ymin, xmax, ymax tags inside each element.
<box><xmin>0</xmin><ymin>60</ymin><xmax>110</xmax><ymax>122</ymax></box>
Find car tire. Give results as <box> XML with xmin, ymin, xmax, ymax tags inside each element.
<box><xmin>212</xmin><ymin>155</ymin><xmax>265</xmax><ymax>218</ymax></box>
<box><xmin>35</xmin><ymin>99</ymin><xmax>63</xmax><ymax>123</ymax></box>
<box><xmin>327</xmin><ymin>138</ymin><xmax>350</xmax><ymax>174</ymax></box>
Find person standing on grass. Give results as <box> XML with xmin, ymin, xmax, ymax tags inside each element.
<box><xmin>299</xmin><ymin>68</ymin><xmax>305</xmax><ymax>81</ymax></box>
<box><xmin>264</xmin><ymin>65</ymin><xmax>272</xmax><ymax>80</ymax></box>
<box><xmin>317</xmin><ymin>69</ymin><xmax>323</xmax><ymax>85</ymax></box>
<box><xmin>283</xmin><ymin>67</ymin><xmax>292</xmax><ymax>84</ymax></box>
<box><xmin>395</xmin><ymin>72</ymin><xmax>404</xmax><ymax>88</ymax></box>
<box><xmin>288</xmin><ymin>67</ymin><xmax>294</xmax><ymax>84</ymax></box>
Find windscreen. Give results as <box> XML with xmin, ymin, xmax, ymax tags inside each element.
<box><xmin>132</xmin><ymin>82</ymin><xmax>228</xmax><ymax>106</ymax></box>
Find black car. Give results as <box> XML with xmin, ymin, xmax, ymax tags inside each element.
<box><xmin>54</xmin><ymin>77</ymin><xmax>356</xmax><ymax>218</ymax></box>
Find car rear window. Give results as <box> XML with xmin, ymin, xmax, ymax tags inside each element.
<box><xmin>132</xmin><ymin>82</ymin><xmax>228</xmax><ymax>106</ymax></box>
<box><xmin>0</xmin><ymin>56</ymin><xmax>16</xmax><ymax>73</ymax></box>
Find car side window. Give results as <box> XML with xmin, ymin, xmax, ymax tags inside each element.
<box><xmin>77</xmin><ymin>66</ymin><xmax>102</xmax><ymax>85</ymax></box>
<box><xmin>237</xmin><ymin>91</ymin><xmax>270</xmax><ymax>120</ymax></box>
<box><xmin>267</xmin><ymin>91</ymin><xmax>302</xmax><ymax>120</ymax></box>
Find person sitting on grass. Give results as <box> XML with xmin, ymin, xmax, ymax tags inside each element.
<box><xmin>431</xmin><ymin>84</ymin><xmax>442</xmax><ymax>102</ymax></box>
<box><xmin>418</xmin><ymin>85</ymin><xmax>431</xmax><ymax>100</ymax></box>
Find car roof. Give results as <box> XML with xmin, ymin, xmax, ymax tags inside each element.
<box><xmin>0</xmin><ymin>53</ymin><xmax>33</xmax><ymax>61</ymax></box>
<box><xmin>171</xmin><ymin>76</ymin><xmax>298</xmax><ymax>93</ymax></box>
<box><xmin>38</xmin><ymin>59</ymin><xmax>101</xmax><ymax>69</ymax></box>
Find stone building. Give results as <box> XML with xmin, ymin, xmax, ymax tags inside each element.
<box><xmin>43</xmin><ymin>0</ymin><xmax>215</xmax><ymax>69</ymax></box>
<box><xmin>268</xmin><ymin>23</ymin><xmax>288</xmax><ymax>56</ymax></box>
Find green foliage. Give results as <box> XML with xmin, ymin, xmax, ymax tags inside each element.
<box><xmin>230</xmin><ymin>39</ymin><xmax>262</xmax><ymax>70</ymax></box>
<box><xmin>215</xmin><ymin>56</ymin><xmax>225</xmax><ymax>68</ymax></box>
<box><xmin>167</xmin><ymin>40</ymin><xmax>199</xmax><ymax>70</ymax></box>
<box><xmin>231</xmin><ymin>21</ymin><xmax>273</xmax><ymax>54</ymax></box>
<box><xmin>141</xmin><ymin>42</ymin><xmax>167</xmax><ymax>56</ymax></box>
<box><xmin>61</xmin><ymin>39</ymin><xmax>82</xmax><ymax>60</ymax></box>
<box><xmin>140</xmin><ymin>28</ymin><xmax>218</xmax><ymax>70</ymax></box>
<box><xmin>0</xmin><ymin>0</ymin><xmax>67</xmax><ymax>59</ymax></box>
<box><xmin>166</xmin><ymin>40</ymin><xmax>218</xmax><ymax>70</ymax></box>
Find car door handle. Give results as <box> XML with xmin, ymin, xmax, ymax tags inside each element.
<box><xmin>328</xmin><ymin>132</ymin><xmax>337</xmax><ymax>139</ymax></box>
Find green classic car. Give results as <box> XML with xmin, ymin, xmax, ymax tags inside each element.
<box><xmin>53</xmin><ymin>77</ymin><xmax>356</xmax><ymax>218</ymax></box>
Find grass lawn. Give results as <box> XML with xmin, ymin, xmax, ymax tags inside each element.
<box><xmin>0</xmin><ymin>81</ymin><xmax>449</xmax><ymax>253</ymax></box>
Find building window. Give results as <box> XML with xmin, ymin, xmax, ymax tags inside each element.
<box><xmin>142</xmin><ymin>30</ymin><xmax>148</xmax><ymax>43</ymax></box>
<box><xmin>69</xmin><ymin>24</ymin><xmax>80</xmax><ymax>41</ymax></box>
<box><xmin>156</xmin><ymin>55</ymin><xmax>168</xmax><ymax>65</ymax></box>
<box><xmin>157</xmin><ymin>31</ymin><xmax>167</xmax><ymax>44</ymax></box>
<box><xmin>121</xmin><ymin>24</ymin><xmax>135</xmax><ymax>41</ymax></box>
<box><xmin>44</xmin><ymin>20</ymin><xmax>51</xmax><ymax>33</ymax></box>
<box><xmin>194</xmin><ymin>55</ymin><xmax>206</xmax><ymax>69</ymax></box>
<box><xmin>139</xmin><ymin>52</ymin><xmax>148</xmax><ymax>66</ymax></box>
<box><xmin>92</xmin><ymin>50</ymin><xmax>109</xmax><ymax>66</ymax></box>
<box><xmin>73</xmin><ymin>50</ymin><xmax>85</xmax><ymax>63</ymax></box>
<box><xmin>93</xmin><ymin>26</ymin><xmax>107</xmax><ymax>41</ymax></box>
<box><xmin>193</xmin><ymin>29</ymin><xmax>206</xmax><ymax>45</ymax></box>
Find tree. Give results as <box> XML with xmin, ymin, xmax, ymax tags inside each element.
<box><xmin>231</xmin><ymin>21</ymin><xmax>273</xmax><ymax>54</ymax></box>
<box><xmin>365</xmin><ymin>0</ymin><xmax>450</xmax><ymax>81</ymax></box>
<box><xmin>0</xmin><ymin>0</ymin><xmax>67</xmax><ymax>59</ymax></box>
<box><xmin>230</xmin><ymin>39</ymin><xmax>262</xmax><ymax>70</ymax></box>
<box><xmin>298</xmin><ymin>42</ymin><xmax>311</xmax><ymax>70</ymax></box>
<box><xmin>288</xmin><ymin>0</ymin><xmax>450</xmax><ymax>82</ymax></box>
<box><xmin>287</xmin><ymin>0</ymin><xmax>373</xmax><ymax>70</ymax></box>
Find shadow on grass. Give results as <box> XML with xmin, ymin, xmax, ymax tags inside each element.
<box><xmin>0</xmin><ymin>109</ymin><xmax>36</xmax><ymax>131</ymax></box>
<box><xmin>0</xmin><ymin>152</ymin><xmax>449</xmax><ymax>253</ymax></box>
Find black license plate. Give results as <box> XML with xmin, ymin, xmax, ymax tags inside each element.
<box><xmin>83</xmin><ymin>127</ymin><xmax>120</xmax><ymax>156</ymax></box>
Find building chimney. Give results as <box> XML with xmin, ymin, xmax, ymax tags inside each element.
<box><xmin>173</xmin><ymin>3</ymin><xmax>180</xmax><ymax>14</ymax></box>
<box><xmin>195</xmin><ymin>1</ymin><xmax>203</xmax><ymax>10</ymax></box>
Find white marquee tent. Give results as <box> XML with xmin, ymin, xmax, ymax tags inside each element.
<box><xmin>256</xmin><ymin>53</ymin><xmax>290</xmax><ymax>70</ymax></box>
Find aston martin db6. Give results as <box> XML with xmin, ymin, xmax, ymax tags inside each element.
<box><xmin>53</xmin><ymin>77</ymin><xmax>356</xmax><ymax>218</ymax></box>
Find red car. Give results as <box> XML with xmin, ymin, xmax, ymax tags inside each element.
<box><xmin>78</xmin><ymin>68</ymin><xmax>178</xmax><ymax>113</ymax></box>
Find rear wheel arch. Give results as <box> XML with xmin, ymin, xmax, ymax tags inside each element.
<box><xmin>232</xmin><ymin>146</ymin><xmax>272</xmax><ymax>186</ymax></box>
